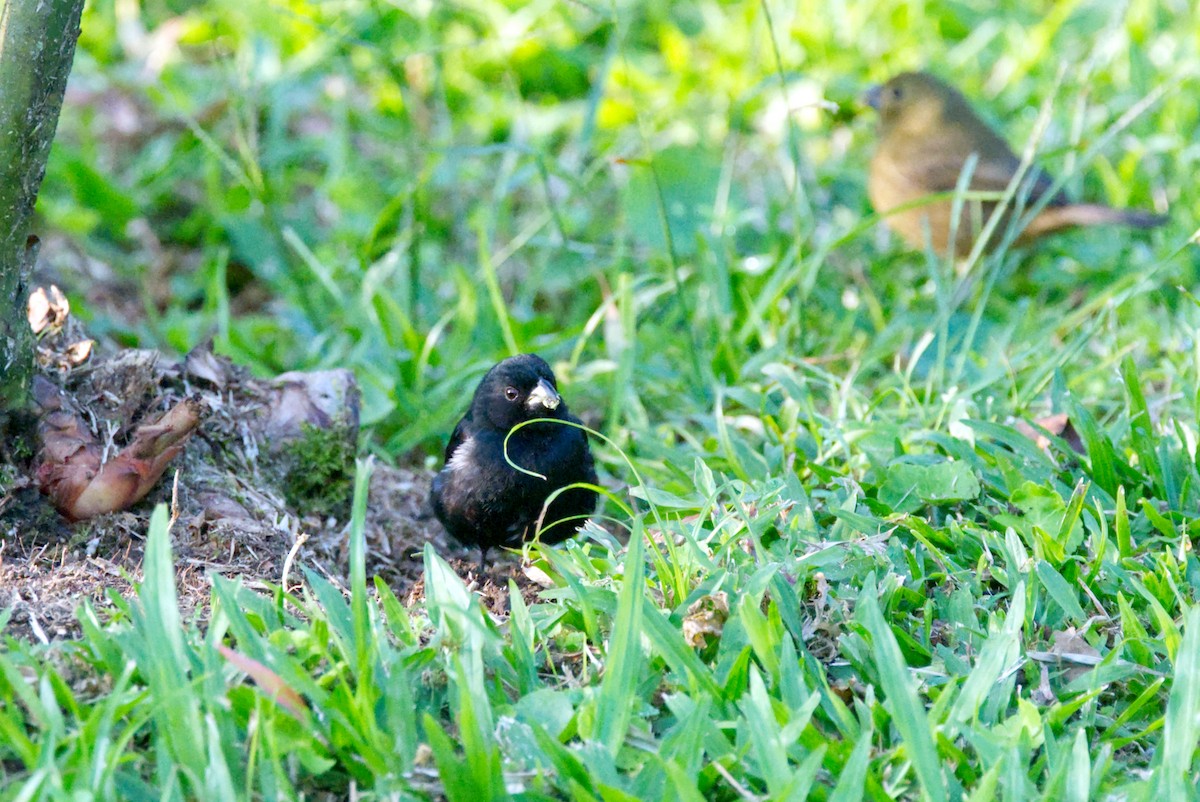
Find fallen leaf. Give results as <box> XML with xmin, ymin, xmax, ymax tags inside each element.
<box><xmin>1027</xmin><ymin>627</ymin><xmax>1103</xmax><ymax>684</ymax></box>
<box><xmin>813</xmin><ymin>571</ymin><xmax>831</xmax><ymax>610</ymax></box>
<box><xmin>64</xmin><ymin>340</ymin><xmax>94</xmax><ymax>366</ymax></box>
<box><xmin>522</xmin><ymin>563</ymin><xmax>555</xmax><ymax>588</ymax></box>
<box><xmin>27</xmin><ymin>285</ymin><xmax>70</xmax><ymax>336</ymax></box>
<box><xmin>682</xmin><ymin>591</ymin><xmax>729</xmax><ymax>647</ymax></box>
<box><xmin>264</xmin><ymin>369</ymin><xmax>360</xmax><ymax>442</ymax></box>
<box><xmin>1016</xmin><ymin>413</ymin><xmax>1084</xmax><ymax>455</ymax></box>
<box><xmin>1030</xmin><ymin>663</ymin><xmax>1056</xmax><ymax>705</ymax></box>
<box><xmin>182</xmin><ymin>339</ymin><xmax>229</xmax><ymax>388</ymax></box>
<box><xmin>218</xmin><ymin>645</ymin><xmax>308</xmax><ymax>720</ymax></box>
<box><xmin>413</xmin><ymin>743</ymin><xmax>434</xmax><ymax>767</ymax></box>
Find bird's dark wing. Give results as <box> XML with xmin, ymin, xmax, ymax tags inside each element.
<box><xmin>443</xmin><ymin>413</ymin><xmax>472</xmax><ymax>463</ymax></box>
<box><xmin>910</xmin><ymin>148</ymin><xmax>1062</xmax><ymax>205</ymax></box>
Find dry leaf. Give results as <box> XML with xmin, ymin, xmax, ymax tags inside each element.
<box><xmin>182</xmin><ymin>340</ymin><xmax>230</xmax><ymax>388</ymax></box>
<box><xmin>522</xmin><ymin>563</ymin><xmax>555</xmax><ymax>588</ymax></box>
<box><xmin>413</xmin><ymin>743</ymin><xmax>434</xmax><ymax>767</ymax></box>
<box><xmin>264</xmin><ymin>369</ymin><xmax>360</xmax><ymax>442</ymax></box>
<box><xmin>1031</xmin><ymin>663</ymin><xmax>1056</xmax><ymax>705</ymax></box>
<box><xmin>218</xmin><ymin>645</ymin><xmax>308</xmax><ymax>720</ymax></box>
<box><xmin>27</xmin><ymin>285</ymin><xmax>70</xmax><ymax>336</ymax></box>
<box><xmin>813</xmin><ymin>571</ymin><xmax>831</xmax><ymax>610</ymax></box>
<box><xmin>1015</xmin><ymin>413</ymin><xmax>1085</xmax><ymax>455</ymax></box>
<box><xmin>1051</xmin><ymin>627</ymin><xmax>1101</xmax><ymax>682</ymax></box>
<box><xmin>27</xmin><ymin>288</ymin><xmax>51</xmax><ymax>334</ymax></box>
<box><xmin>1027</xmin><ymin>627</ymin><xmax>1103</xmax><ymax>684</ymax></box>
<box><xmin>64</xmin><ymin>340</ymin><xmax>94</xmax><ymax>366</ymax></box>
<box><xmin>682</xmin><ymin>591</ymin><xmax>729</xmax><ymax>647</ymax></box>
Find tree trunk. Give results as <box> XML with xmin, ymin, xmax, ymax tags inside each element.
<box><xmin>0</xmin><ymin>0</ymin><xmax>86</xmax><ymax>447</ymax></box>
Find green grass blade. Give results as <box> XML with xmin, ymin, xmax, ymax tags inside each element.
<box><xmin>858</xmin><ymin>577</ymin><xmax>947</xmax><ymax>802</ymax></box>
<box><xmin>349</xmin><ymin>457</ymin><xmax>374</xmax><ymax>695</ymax></box>
<box><xmin>1154</xmin><ymin>604</ymin><xmax>1200</xmax><ymax>796</ymax></box>
<box><xmin>1064</xmin><ymin>729</ymin><xmax>1090</xmax><ymax>802</ymax></box>
<box><xmin>132</xmin><ymin>504</ymin><xmax>206</xmax><ymax>788</ymax></box>
<box><xmin>828</xmin><ymin>726</ymin><xmax>873</xmax><ymax>802</ymax></box>
<box><xmin>594</xmin><ymin>518</ymin><xmax>646</xmax><ymax>755</ymax></box>
<box><xmin>948</xmin><ymin>583</ymin><xmax>1026</xmax><ymax>732</ymax></box>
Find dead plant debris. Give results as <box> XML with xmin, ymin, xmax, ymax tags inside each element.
<box><xmin>0</xmin><ymin>336</ymin><xmax>503</xmax><ymax>643</ymax></box>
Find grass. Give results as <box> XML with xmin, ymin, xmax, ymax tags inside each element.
<box><xmin>6</xmin><ymin>0</ymin><xmax>1200</xmax><ymax>797</ymax></box>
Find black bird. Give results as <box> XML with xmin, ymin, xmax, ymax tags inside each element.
<box><xmin>430</xmin><ymin>354</ymin><xmax>598</xmax><ymax>569</ymax></box>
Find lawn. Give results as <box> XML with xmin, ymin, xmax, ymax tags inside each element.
<box><xmin>3</xmin><ymin>0</ymin><xmax>1200</xmax><ymax>798</ymax></box>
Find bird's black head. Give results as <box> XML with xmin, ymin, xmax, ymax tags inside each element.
<box><xmin>472</xmin><ymin>353</ymin><xmax>567</xmax><ymax>431</ymax></box>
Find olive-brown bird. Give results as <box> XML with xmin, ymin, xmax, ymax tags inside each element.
<box><xmin>866</xmin><ymin>71</ymin><xmax>1166</xmax><ymax>257</ymax></box>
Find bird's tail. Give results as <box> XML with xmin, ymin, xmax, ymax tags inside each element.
<box><xmin>1026</xmin><ymin>203</ymin><xmax>1168</xmax><ymax>238</ymax></box>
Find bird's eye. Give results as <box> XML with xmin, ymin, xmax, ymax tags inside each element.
<box><xmin>504</xmin><ymin>386</ymin><xmax>520</xmax><ymax>401</ymax></box>
<box><xmin>890</xmin><ymin>86</ymin><xmax>903</xmax><ymax>100</ymax></box>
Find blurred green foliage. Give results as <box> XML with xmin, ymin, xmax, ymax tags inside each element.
<box><xmin>40</xmin><ymin>0</ymin><xmax>1196</xmax><ymax>463</ymax></box>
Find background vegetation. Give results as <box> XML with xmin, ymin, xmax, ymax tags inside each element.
<box><xmin>4</xmin><ymin>0</ymin><xmax>1200</xmax><ymax>798</ymax></box>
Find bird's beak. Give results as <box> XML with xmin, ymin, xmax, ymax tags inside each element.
<box><xmin>526</xmin><ymin>378</ymin><xmax>561</xmax><ymax>412</ymax></box>
<box><xmin>862</xmin><ymin>84</ymin><xmax>882</xmax><ymax>111</ymax></box>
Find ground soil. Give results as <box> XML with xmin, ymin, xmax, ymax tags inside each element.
<box><xmin>0</xmin><ymin>331</ymin><xmax>540</xmax><ymax>644</ymax></box>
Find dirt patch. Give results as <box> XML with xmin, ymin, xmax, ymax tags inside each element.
<box><xmin>1</xmin><ymin>458</ymin><xmax>552</xmax><ymax>642</ymax></box>
<box><xmin>0</xmin><ymin>324</ymin><xmax>496</xmax><ymax>642</ymax></box>
<box><xmin>0</xmin><ymin>458</ymin><xmax>475</xmax><ymax>643</ymax></box>
<box><xmin>402</xmin><ymin>558</ymin><xmax>546</xmax><ymax>617</ymax></box>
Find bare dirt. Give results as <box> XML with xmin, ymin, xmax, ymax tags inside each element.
<box><xmin>0</xmin><ymin>328</ymin><xmax>536</xmax><ymax>645</ymax></box>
